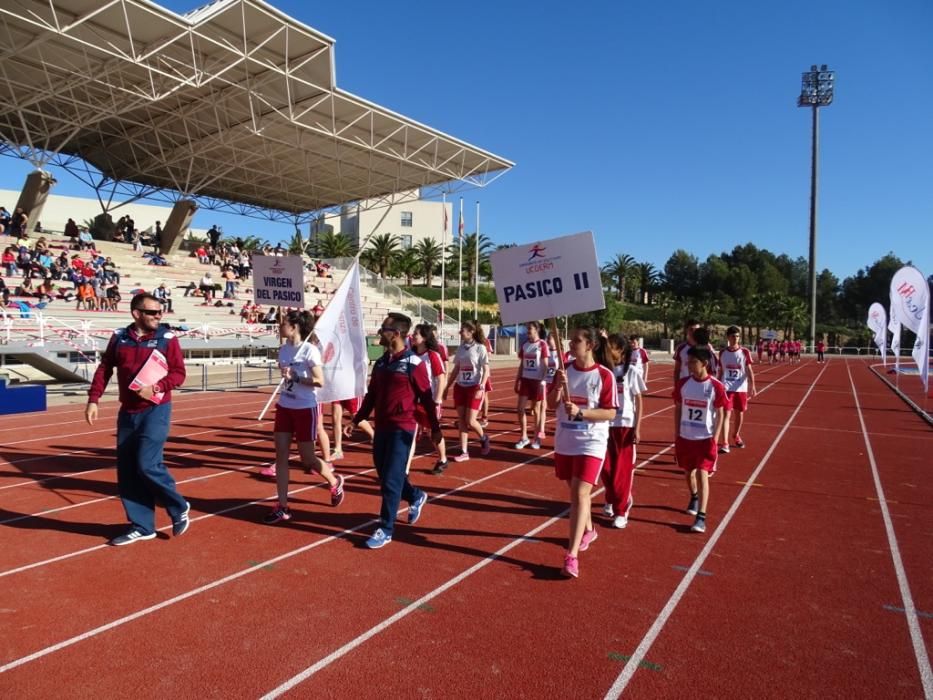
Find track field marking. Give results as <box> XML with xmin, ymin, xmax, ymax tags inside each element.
<box><xmin>0</xmin><ymin>409</ymin><xmax>525</xmax><ymax>577</ymax></box>
<box><xmin>603</xmin><ymin>361</ymin><xmax>828</xmax><ymax>699</ymax></box>
<box><xmin>0</xmin><ymin>447</ymin><xmax>561</xmax><ymax>674</ymax></box>
<box><xmin>0</xmin><ymin>363</ymin><xmax>803</xmax><ymax>671</ymax></box>
<box><xmin>883</xmin><ymin>605</ymin><xmax>933</xmax><ymax>620</ymax></box>
<box><xmin>671</xmin><ymin>565</ymin><xmax>712</xmax><ymax>576</ymax></box>
<box><xmin>846</xmin><ymin>361</ymin><xmax>933</xmax><ymax>696</ymax></box>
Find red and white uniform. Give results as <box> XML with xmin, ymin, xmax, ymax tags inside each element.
<box><xmin>454</xmin><ymin>341</ymin><xmax>488</xmax><ymax>387</ymax></box>
<box><xmin>555</xmin><ymin>362</ymin><xmax>618</xmax><ymax>458</ymax></box>
<box><xmin>603</xmin><ymin>363</ymin><xmax>647</xmax><ymax>512</ymax></box>
<box><xmin>518</xmin><ymin>338</ymin><xmax>549</xmax><ymax>381</ymax></box>
<box><xmin>275</xmin><ymin>342</ymin><xmax>323</xmax><ymax>441</ymax></box>
<box><xmin>609</xmin><ymin>364</ymin><xmax>647</xmax><ymax>429</ymax></box>
<box><xmin>630</xmin><ymin>346</ymin><xmax>650</xmax><ymax>380</ymax></box>
<box><xmin>415</xmin><ymin>348</ymin><xmax>445</xmax><ymax>428</ymax></box>
<box><xmin>674</xmin><ymin>342</ymin><xmax>693</xmax><ymax>379</ymax></box>
<box><xmin>544</xmin><ymin>348</ymin><xmax>559</xmax><ymax>385</ymax></box>
<box><xmin>719</xmin><ymin>346</ymin><xmax>753</xmax><ymax>394</ymax></box>
<box><xmin>453</xmin><ymin>340</ymin><xmax>488</xmax><ymax>410</ymax></box>
<box><xmin>673</xmin><ymin>375</ymin><xmax>727</xmax><ymax>441</ymax></box>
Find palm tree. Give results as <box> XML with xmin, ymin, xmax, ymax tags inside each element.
<box><xmin>286</xmin><ymin>230</ymin><xmax>308</xmax><ymax>256</ymax></box>
<box><xmin>635</xmin><ymin>262</ymin><xmax>659</xmax><ymax>304</ymax></box>
<box><xmin>460</xmin><ymin>233</ymin><xmax>495</xmax><ymax>287</ymax></box>
<box><xmin>365</xmin><ymin>233</ymin><xmax>400</xmax><ymax>279</ymax></box>
<box><xmin>239</xmin><ymin>235</ymin><xmax>268</xmax><ymax>251</ymax></box>
<box><xmin>414</xmin><ymin>237</ymin><xmax>443</xmax><ymax>287</ymax></box>
<box><xmin>602</xmin><ymin>253</ymin><xmax>636</xmax><ymax>301</ymax></box>
<box><xmin>312</xmin><ymin>231</ymin><xmax>357</xmax><ymax>259</ymax></box>
<box><xmin>392</xmin><ymin>248</ymin><xmax>421</xmax><ymax>287</ymax></box>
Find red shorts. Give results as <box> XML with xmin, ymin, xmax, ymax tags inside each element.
<box><xmin>274</xmin><ymin>404</ymin><xmax>319</xmax><ymax>443</ymax></box>
<box><xmin>484</xmin><ymin>378</ymin><xmax>493</xmax><ymax>392</ymax></box>
<box><xmin>517</xmin><ymin>377</ymin><xmax>545</xmax><ymax>401</ymax></box>
<box><xmin>337</xmin><ymin>397</ymin><xmax>360</xmax><ymax>413</ymax></box>
<box><xmin>727</xmin><ymin>391</ymin><xmax>748</xmax><ymax>412</ymax></box>
<box><xmin>454</xmin><ymin>383</ymin><xmax>484</xmax><ymax>411</ymax></box>
<box><xmin>675</xmin><ymin>436</ymin><xmax>717</xmax><ymax>474</ymax></box>
<box><xmin>554</xmin><ymin>454</ymin><xmax>604</xmax><ymax>485</ymax></box>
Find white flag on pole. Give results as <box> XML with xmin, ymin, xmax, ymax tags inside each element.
<box><xmin>890</xmin><ymin>265</ymin><xmax>929</xmax><ymax>390</ymax></box>
<box><xmin>313</xmin><ymin>261</ymin><xmax>369</xmax><ymax>404</ymax></box>
<box><xmin>888</xmin><ymin>302</ymin><xmax>901</xmax><ymax>373</ymax></box>
<box><xmin>867</xmin><ymin>302</ymin><xmax>887</xmax><ymax>365</ymax></box>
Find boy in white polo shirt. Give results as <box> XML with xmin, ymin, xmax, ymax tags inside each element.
<box><xmin>718</xmin><ymin>325</ymin><xmax>756</xmax><ymax>450</ymax></box>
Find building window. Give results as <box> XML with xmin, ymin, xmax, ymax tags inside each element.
<box><xmin>401</xmin><ymin>211</ymin><xmax>413</xmax><ymax>227</ymax></box>
<box><xmin>400</xmin><ymin>235</ymin><xmax>413</xmax><ymax>250</ymax></box>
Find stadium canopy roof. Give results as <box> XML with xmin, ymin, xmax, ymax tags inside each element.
<box><xmin>0</xmin><ymin>0</ymin><xmax>513</xmax><ymax>222</ymax></box>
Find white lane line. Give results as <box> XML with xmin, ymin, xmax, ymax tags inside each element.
<box><xmin>603</xmin><ymin>362</ymin><xmax>827</xmax><ymax>699</ymax></box>
<box><xmin>845</xmin><ymin>361</ymin><xmax>933</xmax><ymax>696</ymax></box>
<box><xmin>260</xmin><ymin>442</ymin><xmax>677</xmax><ymax>698</ymax></box>
<box><xmin>0</xmin><ymin>447</ymin><xmax>557</xmax><ymax>673</ymax></box>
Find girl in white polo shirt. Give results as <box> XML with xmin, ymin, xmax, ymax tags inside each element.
<box><xmin>548</xmin><ymin>327</ymin><xmax>617</xmax><ymax>579</ymax></box>
<box><xmin>602</xmin><ymin>333</ymin><xmax>647</xmax><ymax>529</ymax></box>
<box><xmin>443</xmin><ymin>321</ymin><xmax>490</xmax><ymax>462</ymax></box>
<box><xmin>262</xmin><ymin>310</ymin><xmax>345</xmax><ymax>524</ymax></box>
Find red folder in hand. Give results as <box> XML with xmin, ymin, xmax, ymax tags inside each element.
<box><xmin>129</xmin><ymin>349</ymin><xmax>169</xmax><ymax>404</ymax></box>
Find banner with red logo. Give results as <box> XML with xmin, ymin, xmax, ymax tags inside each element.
<box><xmin>489</xmin><ymin>231</ymin><xmax>605</xmax><ymax>325</ymax></box>
<box><xmin>890</xmin><ymin>265</ymin><xmax>929</xmax><ymax>391</ymax></box>
<box><xmin>314</xmin><ymin>261</ymin><xmax>368</xmax><ymax>404</ymax></box>
<box><xmin>867</xmin><ymin>302</ymin><xmax>887</xmax><ymax>365</ymax></box>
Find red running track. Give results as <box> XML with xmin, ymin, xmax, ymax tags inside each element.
<box><xmin>0</xmin><ymin>358</ymin><xmax>929</xmax><ymax>698</ymax></box>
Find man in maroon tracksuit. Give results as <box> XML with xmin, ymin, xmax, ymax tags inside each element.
<box><xmin>86</xmin><ymin>293</ymin><xmax>190</xmax><ymax>546</ymax></box>
<box><xmin>348</xmin><ymin>312</ymin><xmax>441</xmax><ymax>549</ymax></box>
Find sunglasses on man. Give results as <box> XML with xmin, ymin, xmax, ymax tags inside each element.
<box><xmin>137</xmin><ymin>308</ymin><xmax>163</xmax><ymax>317</ymax></box>
<box><xmin>378</xmin><ymin>325</ymin><xmax>398</xmax><ymax>334</ymax></box>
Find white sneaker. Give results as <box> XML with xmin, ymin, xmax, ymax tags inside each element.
<box><xmin>612</xmin><ymin>515</ymin><xmax>628</xmax><ymax>529</ymax></box>
<box><xmin>514</xmin><ymin>437</ymin><xmax>530</xmax><ymax>449</ymax></box>
<box><xmin>531</xmin><ymin>437</ymin><xmax>541</xmax><ymax>449</ymax></box>
<box><xmin>602</xmin><ymin>503</ymin><xmax>614</xmax><ymax>517</ymax></box>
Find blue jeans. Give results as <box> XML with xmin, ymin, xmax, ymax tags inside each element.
<box><xmin>372</xmin><ymin>429</ymin><xmax>424</xmax><ymax>537</ymax></box>
<box><xmin>116</xmin><ymin>402</ymin><xmax>186</xmax><ymax>534</ymax></box>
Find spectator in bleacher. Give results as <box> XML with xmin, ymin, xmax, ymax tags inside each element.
<box><xmin>208</xmin><ymin>224</ymin><xmax>221</xmax><ymax>248</ymax></box>
<box><xmin>78</xmin><ymin>227</ymin><xmax>94</xmax><ymax>251</ymax></box>
<box><xmin>9</xmin><ymin>208</ymin><xmax>27</xmax><ymax>237</ymax></box>
<box><xmin>102</xmin><ymin>257</ymin><xmax>120</xmax><ymax>284</ymax></box>
<box><xmin>0</xmin><ymin>206</ymin><xmax>10</xmax><ymax>234</ymax></box>
<box><xmin>105</xmin><ymin>283</ymin><xmax>122</xmax><ymax>311</ymax></box>
<box><xmin>239</xmin><ymin>301</ymin><xmax>251</xmax><ymax>322</ymax></box>
<box><xmin>76</xmin><ymin>278</ymin><xmax>96</xmax><ymax>310</ymax></box>
<box><xmin>262</xmin><ymin>306</ymin><xmax>281</xmax><ymax>325</ymax></box>
<box><xmin>195</xmin><ymin>244</ymin><xmax>209</xmax><ymax>263</ymax></box>
<box><xmin>36</xmin><ymin>278</ymin><xmax>54</xmax><ymax>303</ymax></box>
<box><xmin>153</xmin><ymin>283</ymin><xmax>173</xmax><ymax>313</ymax></box>
<box><xmin>17</xmin><ymin>276</ymin><xmax>36</xmax><ymax>297</ymax></box>
<box><xmin>2</xmin><ymin>246</ymin><xmax>16</xmax><ymax>276</ymax></box>
<box><xmin>16</xmin><ymin>247</ymin><xmax>32</xmax><ymax>277</ymax></box>
<box><xmin>153</xmin><ymin>221</ymin><xmax>162</xmax><ymax>254</ymax></box>
<box><xmin>222</xmin><ymin>266</ymin><xmax>237</xmax><ymax>299</ymax></box>
<box><xmin>312</xmin><ymin>300</ymin><xmax>325</xmax><ymax>318</ymax></box>
<box><xmin>314</xmin><ymin>259</ymin><xmax>332</xmax><ymax>278</ymax></box>
<box><xmin>198</xmin><ymin>272</ymin><xmax>214</xmax><ymax>303</ymax></box>
<box><xmin>64</xmin><ymin>218</ymin><xmax>79</xmax><ymax>240</ymax></box>
<box><xmin>131</xmin><ymin>228</ymin><xmax>141</xmax><ymax>251</ymax></box>
<box><xmin>89</xmin><ymin>273</ymin><xmax>103</xmax><ymax>303</ymax></box>
<box><xmin>0</xmin><ymin>278</ymin><xmax>9</xmax><ymax>305</ymax></box>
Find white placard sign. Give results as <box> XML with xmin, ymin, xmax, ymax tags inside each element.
<box><xmin>490</xmin><ymin>231</ymin><xmax>604</xmax><ymax>325</ymax></box>
<box><xmin>252</xmin><ymin>255</ymin><xmax>305</xmax><ymax>307</ymax></box>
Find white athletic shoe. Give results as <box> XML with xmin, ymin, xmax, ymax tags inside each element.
<box><xmin>514</xmin><ymin>437</ymin><xmax>530</xmax><ymax>449</ymax></box>
<box><xmin>612</xmin><ymin>515</ymin><xmax>628</xmax><ymax>529</ymax></box>
<box><xmin>602</xmin><ymin>503</ymin><xmax>614</xmax><ymax>517</ymax></box>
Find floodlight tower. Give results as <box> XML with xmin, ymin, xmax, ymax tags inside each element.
<box><xmin>797</xmin><ymin>64</ymin><xmax>835</xmax><ymax>350</ymax></box>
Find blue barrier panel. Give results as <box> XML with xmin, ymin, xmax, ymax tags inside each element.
<box><xmin>0</xmin><ymin>378</ymin><xmax>47</xmax><ymax>415</ymax></box>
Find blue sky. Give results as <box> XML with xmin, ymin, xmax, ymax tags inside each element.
<box><xmin>2</xmin><ymin>0</ymin><xmax>930</xmax><ymax>281</ymax></box>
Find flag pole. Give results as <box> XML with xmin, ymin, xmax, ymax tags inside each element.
<box><xmin>440</xmin><ymin>192</ymin><xmax>447</xmax><ymax>338</ymax></box>
<box><xmin>474</xmin><ymin>200</ymin><xmax>480</xmax><ymax>320</ymax></box>
<box><xmin>457</xmin><ymin>196</ymin><xmax>464</xmax><ymax>327</ymax></box>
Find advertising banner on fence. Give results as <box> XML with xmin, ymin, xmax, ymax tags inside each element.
<box><xmin>252</xmin><ymin>255</ymin><xmax>305</xmax><ymax>308</ymax></box>
<box><xmin>489</xmin><ymin>231</ymin><xmax>605</xmax><ymax>325</ymax></box>
<box><xmin>867</xmin><ymin>302</ymin><xmax>887</xmax><ymax>365</ymax></box>
<box><xmin>313</xmin><ymin>261</ymin><xmax>368</xmax><ymax>404</ymax></box>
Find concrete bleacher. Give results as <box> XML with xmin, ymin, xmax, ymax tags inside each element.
<box><xmin>2</xmin><ymin>231</ymin><xmax>402</xmax><ymax>333</ymax></box>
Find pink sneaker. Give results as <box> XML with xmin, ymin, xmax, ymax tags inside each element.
<box><xmin>453</xmin><ymin>452</ymin><xmax>470</xmax><ymax>463</ymax></box>
<box><xmin>259</xmin><ymin>466</ymin><xmax>276</xmax><ymax>478</ymax></box>
<box><xmin>561</xmin><ymin>553</ymin><xmax>579</xmax><ymax>578</ymax></box>
<box><xmin>579</xmin><ymin>528</ymin><xmax>598</xmax><ymax>552</ymax></box>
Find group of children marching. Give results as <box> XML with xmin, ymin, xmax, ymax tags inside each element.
<box><xmin>264</xmin><ymin>311</ymin><xmax>760</xmax><ymax>579</ymax></box>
